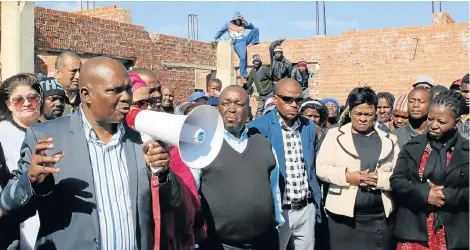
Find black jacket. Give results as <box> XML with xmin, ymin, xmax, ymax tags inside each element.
<box><xmin>390</xmin><ymin>133</ymin><xmax>469</xmax><ymax>249</ymax></box>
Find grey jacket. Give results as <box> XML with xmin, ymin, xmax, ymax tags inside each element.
<box><xmin>0</xmin><ymin>111</ymin><xmax>181</xmax><ymax>250</ymax></box>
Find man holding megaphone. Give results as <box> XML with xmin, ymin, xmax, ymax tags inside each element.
<box><xmin>0</xmin><ymin>57</ymin><xmax>181</xmax><ymax>250</ymax></box>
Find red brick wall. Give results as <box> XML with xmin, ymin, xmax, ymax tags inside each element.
<box><xmin>236</xmin><ymin>17</ymin><xmax>469</xmax><ymax>103</ymax></box>
<box><xmin>74</xmin><ymin>5</ymin><xmax>133</xmax><ymax>24</ymax></box>
<box><xmin>32</xmin><ymin>6</ymin><xmax>216</xmax><ymax>100</ymax></box>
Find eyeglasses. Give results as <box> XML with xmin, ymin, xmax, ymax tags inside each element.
<box><xmin>132</xmin><ymin>100</ymin><xmax>149</xmax><ymax>110</ymax></box>
<box><xmin>10</xmin><ymin>94</ymin><xmax>41</xmax><ymax>111</ymax></box>
<box><xmin>148</xmin><ymin>96</ymin><xmax>162</xmax><ymax>108</ymax></box>
<box><xmin>276</xmin><ymin>94</ymin><xmax>303</xmax><ymax>104</ymax></box>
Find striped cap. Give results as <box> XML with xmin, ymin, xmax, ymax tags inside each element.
<box><xmin>393</xmin><ymin>94</ymin><xmax>408</xmax><ymax>112</ymax></box>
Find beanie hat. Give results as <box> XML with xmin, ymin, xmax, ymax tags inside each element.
<box><xmin>393</xmin><ymin>94</ymin><xmax>408</xmax><ymax>113</ymax></box>
<box><xmin>252</xmin><ymin>54</ymin><xmax>262</xmax><ymax>63</ymax></box>
<box><xmin>321</xmin><ymin>97</ymin><xmax>340</xmax><ymax>113</ymax></box>
<box><xmin>38</xmin><ymin>77</ymin><xmax>65</xmax><ymax>99</ymax></box>
<box><xmin>263</xmin><ymin>93</ymin><xmax>276</xmax><ymax>115</ymax></box>
<box><xmin>413</xmin><ymin>74</ymin><xmax>435</xmax><ymax>87</ymax></box>
<box><xmin>129</xmin><ymin>73</ymin><xmax>147</xmax><ymax>92</ymax></box>
<box><xmin>297</xmin><ymin>59</ymin><xmax>307</xmax><ymax>67</ymax></box>
<box><xmin>274</xmin><ymin>46</ymin><xmax>283</xmax><ymax>53</ymax></box>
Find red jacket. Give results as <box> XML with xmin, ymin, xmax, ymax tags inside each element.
<box><xmin>152</xmin><ymin>145</ymin><xmax>207</xmax><ymax>250</ymax></box>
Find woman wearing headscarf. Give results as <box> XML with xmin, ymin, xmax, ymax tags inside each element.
<box><xmin>391</xmin><ymin>94</ymin><xmax>409</xmax><ymax>131</ymax></box>
<box><xmin>391</xmin><ymin>90</ymin><xmax>469</xmax><ymax>250</ymax></box>
<box><xmin>317</xmin><ymin>87</ymin><xmax>400</xmax><ymax>250</ymax></box>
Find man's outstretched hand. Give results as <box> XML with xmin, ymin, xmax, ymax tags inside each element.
<box><xmin>28</xmin><ymin>138</ymin><xmax>64</xmax><ymax>184</ymax></box>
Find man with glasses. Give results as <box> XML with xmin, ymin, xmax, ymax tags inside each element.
<box><xmin>248</xmin><ymin>78</ymin><xmax>321</xmax><ymax>249</ymax></box>
<box><xmin>38</xmin><ymin>77</ymin><xmax>66</xmax><ymax>122</ymax></box>
<box><xmin>55</xmin><ymin>52</ymin><xmax>82</xmax><ymax>115</ymax></box>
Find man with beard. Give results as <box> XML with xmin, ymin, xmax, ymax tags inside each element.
<box><xmin>243</xmin><ymin>54</ymin><xmax>273</xmax><ymax>118</ymax></box>
<box><xmin>249</xmin><ymin>78</ymin><xmax>321</xmax><ymax>250</ymax></box>
<box><xmin>38</xmin><ymin>77</ymin><xmax>66</xmax><ymax>122</ymax></box>
<box><xmin>269</xmin><ymin>43</ymin><xmax>292</xmax><ymax>83</ymax></box>
<box><xmin>0</xmin><ymin>57</ymin><xmax>179</xmax><ymax>249</ymax></box>
<box><xmin>55</xmin><ymin>52</ymin><xmax>82</xmax><ymax>115</ymax></box>
<box><xmin>161</xmin><ymin>85</ymin><xmax>175</xmax><ymax>113</ymax></box>
<box><xmin>457</xmin><ymin>73</ymin><xmax>469</xmax><ymax>139</ymax></box>
<box><xmin>393</xmin><ymin>87</ymin><xmax>431</xmax><ymax>149</ymax></box>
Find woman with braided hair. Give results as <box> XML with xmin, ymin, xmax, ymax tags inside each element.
<box><xmin>391</xmin><ymin>90</ymin><xmax>469</xmax><ymax>250</ymax></box>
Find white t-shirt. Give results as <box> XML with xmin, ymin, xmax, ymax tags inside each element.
<box><xmin>0</xmin><ymin>120</ymin><xmax>40</xmax><ymax>250</ymax></box>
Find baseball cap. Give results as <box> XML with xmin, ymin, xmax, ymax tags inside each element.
<box><xmin>413</xmin><ymin>75</ymin><xmax>435</xmax><ymax>87</ymax></box>
<box><xmin>38</xmin><ymin>77</ymin><xmax>65</xmax><ymax>99</ymax></box>
<box><xmin>189</xmin><ymin>92</ymin><xmax>208</xmax><ymax>103</ymax></box>
<box><xmin>207</xmin><ymin>97</ymin><xmax>219</xmax><ymax>106</ymax></box>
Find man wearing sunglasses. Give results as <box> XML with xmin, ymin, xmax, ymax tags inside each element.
<box><xmin>129</xmin><ymin>68</ymin><xmax>162</xmax><ymax>112</ymax></box>
<box><xmin>38</xmin><ymin>77</ymin><xmax>66</xmax><ymax>122</ymax></box>
<box><xmin>248</xmin><ymin>78</ymin><xmax>321</xmax><ymax>250</ymax></box>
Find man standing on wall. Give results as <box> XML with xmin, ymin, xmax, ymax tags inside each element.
<box><xmin>213</xmin><ymin>12</ymin><xmax>259</xmax><ymax>81</ymax></box>
<box><xmin>291</xmin><ymin>60</ymin><xmax>315</xmax><ymax>98</ymax></box>
<box><xmin>269</xmin><ymin>42</ymin><xmax>292</xmax><ymax>84</ymax></box>
<box><xmin>55</xmin><ymin>52</ymin><xmax>82</xmax><ymax>115</ymax></box>
<box><xmin>243</xmin><ymin>54</ymin><xmax>274</xmax><ymax>118</ymax></box>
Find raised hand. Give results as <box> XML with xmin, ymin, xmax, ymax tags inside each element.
<box><xmin>27</xmin><ymin>138</ymin><xmax>64</xmax><ymax>184</ymax></box>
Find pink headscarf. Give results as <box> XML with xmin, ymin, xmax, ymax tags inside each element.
<box><xmin>129</xmin><ymin>73</ymin><xmax>147</xmax><ymax>92</ymax></box>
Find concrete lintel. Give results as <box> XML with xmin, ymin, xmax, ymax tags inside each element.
<box><xmin>1</xmin><ymin>1</ymin><xmax>35</xmax><ymax>79</ymax></box>
<box><xmin>160</xmin><ymin>61</ymin><xmax>216</xmax><ymax>71</ymax></box>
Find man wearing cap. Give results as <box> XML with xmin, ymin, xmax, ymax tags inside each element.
<box><xmin>413</xmin><ymin>74</ymin><xmax>435</xmax><ymax>90</ymax></box>
<box><xmin>189</xmin><ymin>92</ymin><xmax>208</xmax><ymax>105</ymax></box>
<box><xmin>213</xmin><ymin>12</ymin><xmax>259</xmax><ymax>80</ymax></box>
<box><xmin>321</xmin><ymin>97</ymin><xmax>340</xmax><ymax>129</ymax></box>
<box><xmin>269</xmin><ymin>40</ymin><xmax>292</xmax><ymax>83</ymax></box>
<box><xmin>207</xmin><ymin>97</ymin><xmax>219</xmax><ymax>109</ymax></box>
<box><xmin>291</xmin><ymin>60</ymin><xmax>315</xmax><ymax>98</ymax></box>
<box><xmin>244</xmin><ymin>54</ymin><xmax>274</xmax><ymax>118</ymax></box>
<box><xmin>38</xmin><ymin>77</ymin><xmax>66</xmax><ymax>122</ymax></box>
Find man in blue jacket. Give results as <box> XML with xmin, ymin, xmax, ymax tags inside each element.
<box><xmin>248</xmin><ymin>78</ymin><xmax>321</xmax><ymax>250</ymax></box>
<box><xmin>213</xmin><ymin>12</ymin><xmax>259</xmax><ymax>81</ymax></box>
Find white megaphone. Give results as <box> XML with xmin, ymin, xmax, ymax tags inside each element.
<box><xmin>126</xmin><ymin>105</ymin><xmax>224</xmax><ymax>170</ymax></box>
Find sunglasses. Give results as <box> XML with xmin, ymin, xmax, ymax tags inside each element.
<box><xmin>148</xmin><ymin>96</ymin><xmax>162</xmax><ymax>108</ymax></box>
<box><xmin>276</xmin><ymin>94</ymin><xmax>303</xmax><ymax>104</ymax></box>
<box><xmin>132</xmin><ymin>100</ymin><xmax>149</xmax><ymax>110</ymax></box>
<box><xmin>10</xmin><ymin>94</ymin><xmax>41</xmax><ymax>111</ymax></box>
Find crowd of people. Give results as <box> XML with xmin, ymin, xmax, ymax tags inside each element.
<box><xmin>0</xmin><ymin>16</ymin><xmax>468</xmax><ymax>250</ymax></box>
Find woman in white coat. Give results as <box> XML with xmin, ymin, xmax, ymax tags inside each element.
<box><xmin>317</xmin><ymin>87</ymin><xmax>400</xmax><ymax>250</ymax></box>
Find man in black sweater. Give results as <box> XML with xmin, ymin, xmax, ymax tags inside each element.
<box><xmin>195</xmin><ymin>85</ymin><xmax>283</xmax><ymax>250</ymax></box>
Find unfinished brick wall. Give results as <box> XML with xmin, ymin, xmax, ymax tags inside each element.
<box><xmin>235</xmin><ymin>14</ymin><xmax>469</xmax><ymax>103</ymax></box>
<box><xmin>73</xmin><ymin>5</ymin><xmax>132</xmax><ymax>24</ymax></box>
<box><xmin>31</xmin><ymin>6</ymin><xmax>216</xmax><ymax>100</ymax></box>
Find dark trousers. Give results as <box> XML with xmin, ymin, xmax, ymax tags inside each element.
<box><xmin>199</xmin><ymin>228</ymin><xmax>279</xmax><ymax>250</ymax></box>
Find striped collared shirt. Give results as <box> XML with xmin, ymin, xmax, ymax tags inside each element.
<box><xmin>80</xmin><ymin>107</ymin><xmax>136</xmax><ymax>250</ymax></box>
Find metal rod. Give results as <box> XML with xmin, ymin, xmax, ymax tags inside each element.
<box><xmin>315</xmin><ymin>1</ymin><xmax>319</xmax><ymax>36</ymax></box>
<box><xmin>432</xmin><ymin>1</ymin><xmax>434</xmax><ymax>14</ymax></box>
<box><xmin>323</xmin><ymin>1</ymin><xmax>326</xmax><ymax>35</ymax></box>
<box><xmin>439</xmin><ymin>1</ymin><xmax>442</xmax><ymax>12</ymax></box>
<box><xmin>196</xmin><ymin>15</ymin><xmax>199</xmax><ymax>40</ymax></box>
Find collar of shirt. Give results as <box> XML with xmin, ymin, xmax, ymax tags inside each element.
<box><xmin>223</xmin><ymin>127</ymin><xmax>249</xmax><ymax>153</ymax></box>
<box><xmin>79</xmin><ymin>106</ymin><xmax>125</xmax><ymax>146</ymax></box>
<box><xmin>278</xmin><ymin>112</ymin><xmax>301</xmax><ymax>132</ymax></box>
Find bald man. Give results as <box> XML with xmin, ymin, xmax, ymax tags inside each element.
<box><xmin>55</xmin><ymin>51</ymin><xmax>82</xmax><ymax>115</ymax></box>
<box><xmin>248</xmin><ymin>78</ymin><xmax>322</xmax><ymax>250</ymax></box>
<box><xmin>0</xmin><ymin>57</ymin><xmax>181</xmax><ymax>249</ymax></box>
<box><xmin>194</xmin><ymin>85</ymin><xmax>282</xmax><ymax>250</ymax></box>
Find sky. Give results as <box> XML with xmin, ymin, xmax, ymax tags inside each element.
<box><xmin>36</xmin><ymin>1</ymin><xmax>470</xmax><ymax>42</ymax></box>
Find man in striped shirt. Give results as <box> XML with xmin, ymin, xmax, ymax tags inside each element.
<box><xmin>0</xmin><ymin>57</ymin><xmax>181</xmax><ymax>249</ymax></box>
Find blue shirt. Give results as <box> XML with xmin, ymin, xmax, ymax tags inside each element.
<box><xmin>80</xmin><ymin>107</ymin><xmax>136</xmax><ymax>250</ymax></box>
<box><xmin>191</xmin><ymin>128</ymin><xmax>284</xmax><ymax>226</ymax></box>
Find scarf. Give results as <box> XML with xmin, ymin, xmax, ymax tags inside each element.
<box><xmin>423</xmin><ymin>131</ymin><xmax>459</xmax><ymax>232</ymax></box>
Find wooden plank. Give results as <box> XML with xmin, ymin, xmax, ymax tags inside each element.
<box><xmin>160</xmin><ymin>61</ymin><xmax>217</xmax><ymax>71</ymax></box>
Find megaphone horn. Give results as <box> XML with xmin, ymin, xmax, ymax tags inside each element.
<box><xmin>126</xmin><ymin>105</ymin><xmax>224</xmax><ymax>170</ymax></box>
